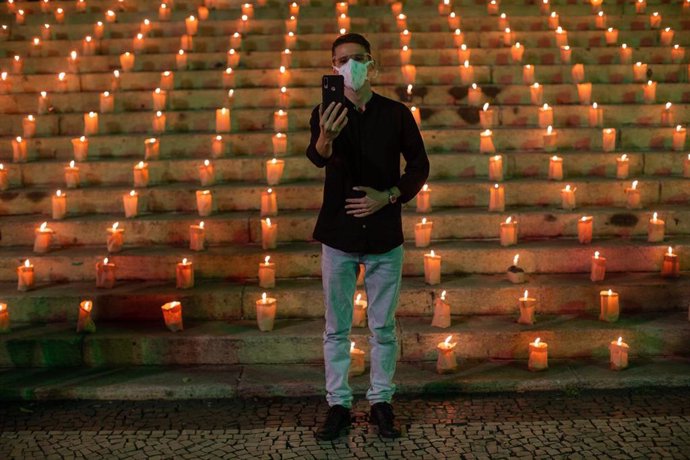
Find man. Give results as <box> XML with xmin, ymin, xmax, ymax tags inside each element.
<box><xmin>305</xmin><ymin>33</ymin><xmax>429</xmax><ymax>440</ymax></box>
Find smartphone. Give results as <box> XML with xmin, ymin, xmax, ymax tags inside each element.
<box><xmin>322</xmin><ymin>75</ymin><xmax>344</xmax><ymax>110</ymax></box>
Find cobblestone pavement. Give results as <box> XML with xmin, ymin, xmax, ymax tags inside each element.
<box><xmin>1</xmin><ymin>387</ymin><xmax>689</xmax><ymax>459</ymax></box>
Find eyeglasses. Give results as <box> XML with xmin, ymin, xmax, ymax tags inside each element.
<box><xmin>332</xmin><ymin>53</ymin><xmax>372</xmax><ymax>67</ymax></box>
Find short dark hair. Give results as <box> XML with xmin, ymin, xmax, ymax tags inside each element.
<box><xmin>331</xmin><ymin>33</ymin><xmax>371</xmax><ymax>56</ymax></box>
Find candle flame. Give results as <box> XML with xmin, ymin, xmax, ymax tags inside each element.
<box><xmin>40</xmin><ymin>221</ymin><xmax>47</xmax><ymax>231</ymax></box>
<box><xmin>136</xmin><ymin>161</ymin><xmax>145</xmax><ymax>169</ymax></box>
<box><xmin>441</xmin><ymin>290</ymin><xmax>447</xmax><ymax>300</ymax></box>
<box><xmin>622</xmin><ymin>43</ymin><xmax>627</xmax><ymax>49</ymax></box>
<box><xmin>647</xmin><ymin>80</ymin><xmax>653</xmax><ymax>86</ymax></box>
<box><xmin>607</xmin><ymin>27</ymin><xmax>613</xmax><ymax>32</ymax></box>
<box><xmin>494</xmin><ymin>183</ymin><xmax>499</xmax><ymax>189</ymax></box>
<box><xmin>356</xmin><ymin>293</ymin><xmax>362</xmax><ymax>302</ymax></box>
<box><xmin>350</xmin><ymin>341</ymin><xmax>355</xmax><ymax>352</ymax></box>
<box><xmin>551</xmin><ymin>12</ymin><xmax>557</xmax><ymax>18</ymax></box>
<box><xmin>594</xmin><ymin>251</ymin><xmax>600</xmax><ymax>258</ymax></box>
<box><xmin>463</xmin><ymin>60</ymin><xmax>470</xmax><ymax>68</ymax></box>
<box><xmin>653</xmin><ymin>211</ymin><xmax>658</xmax><ymax>221</ymax></box>
<box><xmin>422</xmin><ymin>217</ymin><xmax>427</xmax><ymax>224</ymax></box>
<box><xmin>24</xmin><ymin>259</ymin><xmax>30</xmax><ymax>267</ymax></box>
<box><xmin>262</xmin><ymin>292</ymin><xmax>267</xmax><ymax>303</ymax></box>
<box><xmin>677</xmin><ymin>125</ymin><xmax>684</xmax><ymax>132</ymax></box>
<box><xmin>523</xmin><ymin>289</ymin><xmax>529</xmax><ymax>298</ymax></box>
<box><xmin>267</xmin><ymin>188</ymin><xmax>273</xmax><ymax>194</ymax></box>
<box><xmin>608</xmin><ymin>289</ymin><xmax>613</xmax><ymax>296</ymax></box>
<box><xmin>471</xmin><ymin>83</ymin><xmax>476</xmax><ymax>89</ymax></box>
<box><xmin>483</xmin><ymin>103</ymin><xmax>489</xmax><ymax>111</ymax></box>
<box><xmin>668</xmin><ymin>246</ymin><xmax>673</xmax><ymax>255</ymax></box>
<box><xmin>513</xmin><ymin>254</ymin><xmax>519</xmax><ymax>265</ymax></box>
<box><xmin>534</xmin><ymin>337</ymin><xmax>540</xmax><ymax>345</ymax></box>
<box><xmin>266</xmin><ymin>218</ymin><xmax>272</xmax><ymax>227</ymax></box>
<box><xmin>422</xmin><ymin>184</ymin><xmax>429</xmax><ymax>191</ymax></box>
<box><xmin>182</xmin><ymin>258</ymin><xmax>188</xmax><ymax>265</ymax></box>
<box><xmin>632</xmin><ymin>180</ymin><xmax>638</xmax><ymax>189</ymax></box>
<box><xmin>129</xmin><ymin>190</ymin><xmax>136</xmax><ymax>196</ymax></box>
<box><xmin>617</xmin><ymin>336</ymin><xmax>623</xmax><ymax>345</ymax></box>
<box><xmin>82</xmin><ymin>300</ymin><xmax>92</xmax><ymax>311</ymax></box>
<box><xmin>666</xmin><ymin>102</ymin><xmax>672</xmax><ymax>110</ymax></box>
<box><xmin>565</xmin><ymin>184</ymin><xmax>571</xmax><ymax>191</ymax></box>
<box><xmin>444</xmin><ymin>335</ymin><xmax>452</xmax><ymax>345</ymax></box>
<box><xmin>56</xmin><ymin>189</ymin><xmax>62</xmax><ymax>197</ymax></box>
<box><xmin>515</xmin><ymin>42</ymin><xmax>521</xmax><ymax>48</ymax></box>
<box><xmin>506</xmin><ymin>216</ymin><xmax>512</xmax><ymax>224</ymax></box>
<box><xmin>547</xmin><ymin>125</ymin><xmax>553</xmax><ymax>134</ymax></box>
<box><xmin>204</xmin><ymin>159</ymin><xmax>210</xmax><ymax>167</ymax></box>
<box><xmin>620</xmin><ymin>154</ymin><xmax>627</xmax><ymax>161</ymax></box>
<box><xmin>199</xmin><ymin>221</ymin><xmax>205</xmax><ymax>229</ymax></box>
<box><xmin>104</xmin><ymin>257</ymin><xmax>109</xmax><ymax>264</ymax></box>
<box><xmin>112</xmin><ymin>222</ymin><xmax>119</xmax><ymax>230</ymax></box>
<box><xmin>454</xmin><ymin>28</ymin><xmax>461</xmax><ymax>35</ymax></box>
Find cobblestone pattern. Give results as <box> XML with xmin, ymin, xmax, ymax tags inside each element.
<box><xmin>1</xmin><ymin>388</ymin><xmax>689</xmax><ymax>459</ymax></box>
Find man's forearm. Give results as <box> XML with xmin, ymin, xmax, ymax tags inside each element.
<box><xmin>315</xmin><ymin>134</ymin><xmax>333</xmax><ymax>159</ymax></box>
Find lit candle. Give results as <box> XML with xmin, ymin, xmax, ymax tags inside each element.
<box><xmin>530</xmin><ymin>82</ymin><xmax>543</xmax><ymax>105</ymax></box>
<box><xmin>635</xmin><ymin>0</ymin><xmax>646</xmax><ymax>14</ymax></box>
<box><xmin>272</xmin><ymin>133</ymin><xmax>287</xmax><ymax>156</ymax></box>
<box><xmin>0</xmin><ymin>72</ymin><xmax>11</xmax><ymax>95</ymax></box>
<box><xmin>100</xmin><ymin>91</ymin><xmax>114</xmax><ymax>113</ymax></box>
<box><xmin>548</xmin><ymin>11</ymin><xmax>559</xmax><ymax>30</ymax></box>
<box><xmin>176</xmin><ymin>49</ymin><xmax>187</xmax><ymax>70</ymax></box>
<box><xmin>0</xmin><ymin>302</ymin><xmax>9</xmax><ymax>332</ymax></box>
<box><xmin>111</xmin><ymin>70</ymin><xmax>121</xmax><ymax>91</ymax></box>
<box><xmin>212</xmin><ymin>135</ymin><xmax>225</xmax><ymax>159</ymax></box>
<box><xmin>507</xmin><ymin>254</ymin><xmax>526</xmax><ymax>284</ymax></box>
<box><xmin>605</xmin><ymin>27</ymin><xmax>618</xmax><ymax>46</ymax></box>
<box><xmin>399</xmin><ymin>29</ymin><xmax>411</xmax><ymax>47</ymax></box>
<box><xmin>120</xmin><ymin>52</ymin><xmax>134</xmax><ymax>72</ymax></box>
<box><xmin>260</xmin><ymin>188</ymin><xmax>278</xmax><ymax>217</ymax></box>
<box><xmin>401</xmin><ymin>64</ymin><xmax>416</xmax><ymax>85</ymax></box>
<box><xmin>571</xmin><ymin>63</ymin><xmax>585</xmax><ymax>84</ymax></box>
<box><xmin>683</xmin><ymin>153</ymin><xmax>690</xmax><ymax>178</ymax></box>
<box><xmin>540</xmin><ymin>0</ymin><xmax>550</xmax><ymax>15</ymax></box>
<box><xmin>453</xmin><ymin>28</ymin><xmax>464</xmax><ymax>47</ymax></box>
<box><xmin>487</xmin><ymin>0</ymin><xmax>499</xmax><ymax>15</ymax></box>
<box><xmin>518</xmin><ymin>289</ymin><xmax>536</xmax><ymax>325</ymax></box>
<box><xmin>424</xmin><ymin>249</ymin><xmax>442</xmax><ymax>285</ymax></box>
<box><xmin>416</xmin><ymin>184</ymin><xmax>431</xmax><ymax>213</ymax></box>
<box><xmin>149</xmin><ymin>88</ymin><xmax>166</xmax><ymax>112</ymax></box>
<box><xmin>415</xmin><ymin>217</ymin><xmax>433</xmax><ymax>248</ymax></box>
<box><xmin>266</xmin><ymin>158</ymin><xmax>285</xmax><ymax>186</ymax></box>
<box><xmin>33</xmin><ymin>221</ymin><xmax>54</xmax><ymax>253</ymax></box>
<box><xmin>619</xmin><ymin>43</ymin><xmax>632</xmax><ymax>64</ymax></box>
<box><xmin>70</xmin><ymin>136</ymin><xmax>88</xmax><ymax>162</ymax></box>
<box><xmin>661</xmin><ymin>102</ymin><xmax>674</xmax><ymax>126</ymax></box>
<box><xmin>599</xmin><ymin>289</ymin><xmax>619</xmax><ymax>322</ymax></box>
<box><xmin>105</xmin><ymin>9</ymin><xmax>116</xmax><ymax>23</ymax></box>
<box><xmin>577</xmin><ymin>82</ymin><xmax>592</xmax><ymax>104</ymax></box>
<box><xmin>591</xmin><ymin>250</ymin><xmax>606</xmax><ymax>282</ymax></box>
<box><xmin>278</xmin><ymin>48</ymin><xmax>290</xmax><ymax>68</ymax></box>
<box><xmin>160</xmin><ymin>70</ymin><xmax>174</xmax><ymax>90</ymax></box>
<box><xmin>278</xmin><ymin>65</ymin><xmax>289</xmax><ymax>87</ymax></box>
<box><xmin>643</xmin><ymin>80</ymin><xmax>656</xmax><ymax>104</ymax></box>
<box><xmin>352</xmin><ymin>293</ymin><xmax>368</xmax><ymax>328</ymax></box>
<box><xmin>255</xmin><ymin>255</ymin><xmax>277</xmax><ymax>289</ymax></box>
<box><xmin>84</xmin><ymin>111</ymin><xmax>99</xmax><ymax>135</ymax></box>
<box><xmin>256</xmin><ymin>292</ymin><xmax>277</xmax><ymax>332</ymax></box>
<box><xmin>17</xmin><ymin>259</ymin><xmax>34</xmax><ymax>292</ymax></box>
<box><xmin>159</xmin><ymin>3</ymin><xmax>171</xmax><ymax>21</ymax></box>
<box><xmin>555</xmin><ymin>26</ymin><xmax>568</xmax><ymax>47</ymax></box>
<box><xmin>589</xmin><ymin>102</ymin><xmax>603</xmax><ymax>127</ymax></box>
<box><xmin>153</xmin><ymin>110</ymin><xmax>166</xmax><ymax>133</ymax></box>
<box><xmin>64</xmin><ymin>160</ymin><xmax>80</xmax><ymax>189</ymax></box>
<box><xmin>479</xmin><ymin>129</ymin><xmax>495</xmax><ymax>154</ymax></box>
<box><xmin>523</xmin><ymin>64</ymin><xmax>535</xmax><ymax>85</ymax></box>
<box><xmin>609</xmin><ymin>336</ymin><xmax>629</xmax><ymax>371</ymax></box>
<box><xmin>625</xmin><ymin>180</ymin><xmax>641</xmax><ymax>209</ymax></box>
<box><xmin>543</xmin><ymin>125</ymin><xmax>557</xmax><ymax>152</ymax></box>
<box><xmin>132</xmin><ymin>161</ymin><xmax>149</xmax><ymax>188</ymax></box>
<box><xmin>489</xmin><ymin>183</ymin><xmax>505</xmax><ymax>212</ymax></box>
<box><xmin>661</xmin><ymin>246</ymin><xmax>680</xmax><ymax>278</ymax></box>
<box><xmin>76</xmin><ymin>300</ymin><xmax>96</xmax><ymax>333</ymax></box>
<box><xmin>37</xmin><ymin>91</ymin><xmax>50</xmax><ymax>115</ymax></box>
<box><xmin>561</xmin><ymin>184</ymin><xmax>576</xmax><ymax>210</ymax></box>
<box><xmin>500</xmin><ymin>216</ymin><xmax>518</xmax><ymax>246</ymax></box>
<box><xmin>616</xmin><ymin>154</ymin><xmax>629</xmax><ymax>179</ymax></box>
<box><xmin>176</xmin><ymin>258</ymin><xmax>194</xmax><ymax>289</ymax></box>
<box><xmin>467</xmin><ymin>82</ymin><xmax>481</xmax><ymax>106</ymax></box>
<box><xmin>161</xmin><ymin>301</ymin><xmax>183</xmax><ymax>332</ymax></box>
<box><xmin>548</xmin><ymin>155</ymin><xmax>563</xmax><ymax>180</ymax></box>
<box><xmin>431</xmin><ymin>290</ymin><xmax>451</xmax><ymax>328</ymax></box>
<box><xmin>0</xmin><ymin>164</ymin><xmax>7</xmax><ymax>191</ymax></box>
<box><xmin>480</xmin><ymin>103</ymin><xmax>494</xmax><ymax>129</ymax></box>
<box><xmin>261</xmin><ymin>217</ymin><xmax>277</xmax><ymax>249</ymax></box>
<box><xmin>648</xmin><ymin>212</ymin><xmax>665</xmax><ymax>242</ymax></box>
<box><xmin>538</xmin><ymin>103</ymin><xmax>553</xmax><ymax>128</ymax></box>
<box><xmin>22</xmin><ymin>114</ymin><xmax>36</xmax><ymax>138</ymax></box>
<box><xmin>590</xmin><ymin>0</ymin><xmax>603</xmax><ymax>12</ymax></box>
<box><xmin>595</xmin><ymin>11</ymin><xmax>607</xmax><ymax>30</ymax></box>
<box><xmin>673</xmin><ymin>125</ymin><xmax>686</xmax><ymax>151</ymax></box>
<box><xmin>284</xmin><ymin>32</ymin><xmax>295</xmax><ymax>49</ymax></box>
<box><xmin>488</xmin><ymin>154</ymin><xmax>503</xmax><ymax>181</ymax></box>
<box><xmin>194</xmin><ymin>159</ymin><xmax>214</xmax><ymax>187</ymax></box>
<box><xmin>96</xmin><ymin>257</ymin><xmax>116</xmax><ymax>289</ymax></box>
<box><xmin>338</xmin><ymin>13</ymin><xmax>351</xmax><ymax>32</ymax></box>
<box><xmin>31</xmin><ymin>37</ymin><xmax>42</xmax><ymax>58</ymax></box>
<box><xmin>189</xmin><ymin>221</ymin><xmax>205</xmax><ymax>251</ymax></box>
<box><xmin>528</xmin><ymin>337</ymin><xmax>548</xmax><ymax>371</ymax></box>
<box><xmin>12</xmin><ymin>136</ymin><xmax>27</xmax><ymax>163</ymax></box>
<box><xmin>350</xmin><ymin>341</ymin><xmax>366</xmax><ymax>376</ymax></box>
<box><xmin>144</xmin><ymin>137</ymin><xmax>159</xmax><ymax>161</ymax></box>
<box><xmin>12</xmin><ymin>54</ymin><xmax>23</xmax><ymax>74</ymax></box>
<box><xmin>133</xmin><ymin>33</ymin><xmax>145</xmax><ymax>53</ymax></box>
<box><xmin>15</xmin><ymin>9</ymin><xmax>24</xmax><ymax>25</ymax></box>
<box><xmin>273</xmin><ymin>109</ymin><xmax>288</xmax><ymax>133</ymax></box>
<box><xmin>447</xmin><ymin>11</ymin><xmax>460</xmax><ymax>29</ymax></box>
<box><xmin>196</xmin><ymin>190</ymin><xmax>213</xmax><ymax>217</ymax></box>
<box><xmin>278</xmin><ymin>86</ymin><xmax>289</xmax><ymax>108</ymax></box>
<box><xmin>289</xmin><ymin>2</ymin><xmax>300</xmax><ymax>16</ymax></box>
<box><xmin>410</xmin><ymin>106</ymin><xmax>421</xmax><ymax>127</ymax></box>
<box><xmin>459</xmin><ymin>60</ymin><xmax>474</xmax><ymax>85</ymax></box>
<box><xmin>633</xmin><ymin>62</ymin><xmax>647</xmax><ymax>82</ymax></box>
<box><xmin>436</xmin><ymin>335</ymin><xmax>457</xmax><ymax>374</ymax></box>
<box><xmin>140</xmin><ymin>18</ymin><xmax>152</xmax><ymax>35</ymax></box>
<box><xmin>671</xmin><ymin>44</ymin><xmax>685</xmax><ymax>64</ymax></box>
<box><xmin>511</xmin><ymin>41</ymin><xmax>523</xmax><ymax>63</ymax></box>
<box><xmin>52</xmin><ymin>189</ymin><xmax>66</xmax><ymax>219</ymax></box>
<box><xmin>560</xmin><ymin>45</ymin><xmax>571</xmax><ymax>64</ymax></box>
<box><xmin>649</xmin><ymin>11</ymin><xmax>661</xmax><ymax>29</ymax></box>
<box><xmin>578</xmin><ymin>216</ymin><xmax>593</xmax><ymax>244</ymax></box>
<box><xmin>123</xmin><ymin>190</ymin><xmax>138</xmax><ymax>218</ymax></box>
<box><xmin>94</xmin><ymin>21</ymin><xmax>104</xmax><ymax>39</ymax></box>
<box><xmin>107</xmin><ymin>221</ymin><xmax>124</xmax><ymax>253</ymax></box>
<box><xmin>602</xmin><ymin>128</ymin><xmax>616</xmax><ymax>152</ymax></box>
<box><xmin>185</xmin><ymin>15</ymin><xmax>198</xmax><ymax>35</ymax></box>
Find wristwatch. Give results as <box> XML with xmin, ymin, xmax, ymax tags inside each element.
<box><xmin>387</xmin><ymin>188</ymin><xmax>398</xmax><ymax>204</ymax></box>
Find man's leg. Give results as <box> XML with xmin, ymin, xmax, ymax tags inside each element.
<box><xmin>361</xmin><ymin>244</ymin><xmax>404</xmax><ymax>405</ymax></box>
<box><xmin>321</xmin><ymin>243</ymin><xmax>359</xmax><ymax>409</ymax></box>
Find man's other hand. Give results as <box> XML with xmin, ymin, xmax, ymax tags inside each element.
<box><xmin>345</xmin><ymin>186</ymin><xmax>388</xmax><ymax>218</ymax></box>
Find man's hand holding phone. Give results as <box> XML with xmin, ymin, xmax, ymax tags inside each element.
<box><xmin>315</xmin><ymin>102</ymin><xmax>348</xmax><ymax>158</ymax></box>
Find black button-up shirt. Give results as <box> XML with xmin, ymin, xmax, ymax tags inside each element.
<box><xmin>305</xmin><ymin>92</ymin><xmax>430</xmax><ymax>254</ymax></box>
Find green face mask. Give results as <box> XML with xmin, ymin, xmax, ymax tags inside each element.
<box><xmin>333</xmin><ymin>59</ymin><xmax>372</xmax><ymax>91</ymax></box>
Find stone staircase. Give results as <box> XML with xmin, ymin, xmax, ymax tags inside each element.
<box><xmin>1</xmin><ymin>0</ymin><xmax>690</xmax><ymax>400</ymax></box>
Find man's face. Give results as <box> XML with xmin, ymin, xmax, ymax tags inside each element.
<box><xmin>332</xmin><ymin>42</ymin><xmax>371</xmax><ymax>73</ymax></box>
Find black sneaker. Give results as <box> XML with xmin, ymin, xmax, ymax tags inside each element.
<box><xmin>370</xmin><ymin>402</ymin><xmax>402</xmax><ymax>439</ymax></box>
<box><xmin>315</xmin><ymin>404</ymin><xmax>351</xmax><ymax>441</ymax></box>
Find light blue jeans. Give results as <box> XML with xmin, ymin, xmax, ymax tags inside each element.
<box><xmin>321</xmin><ymin>243</ymin><xmax>404</xmax><ymax>409</ymax></box>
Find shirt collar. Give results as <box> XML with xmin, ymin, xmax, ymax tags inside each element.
<box><xmin>343</xmin><ymin>91</ymin><xmax>377</xmax><ymax>113</ymax></box>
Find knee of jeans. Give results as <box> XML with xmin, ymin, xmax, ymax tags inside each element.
<box><xmin>323</xmin><ymin>327</ymin><xmax>350</xmax><ymax>342</ymax></box>
<box><xmin>370</xmin><ymin>326</ymin><xmax>397</xmax><ymax>344</ymax></box>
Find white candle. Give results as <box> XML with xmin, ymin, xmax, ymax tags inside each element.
<box><xmin>416</xmin><ymin>184</ymin><xmax>431</xmax><ymax>213</ymax></box>
<box><xmin>599</xmin><ymin>289</ymin><xmax>619</xmax><ymax>322</ymax></box>
<box><xmin>518</xmin><ymin>289</ymin><xmax>536</xmax><ymax>325</ymax></box>
<box><xmin>560</xmin><ymin>184</ymin><xmax>576</xmax><ymax>210</ymax></box>
<box><xmin>52</xmin><ymin>189</ymin><xmax>67</xmax><ymax>219</ymax></box>
<box><xmin>266</xmin><ymin>158</ymin><xmax>285</xmax><ymax>186</ymax></box>
<box><xmin>609</xmin><ymin>336</ymin><xmax>629</xmax><ymax>370</ymax></box>
<box><xmin>176</xmin><ymin>258</ymin><xmax>194</xmax><ymax>289</ymax></box>
<box><xmin>591</xmin><ymin>251</ymin><xmax>606</xmax><ymax>282</ymax></box>
<box><xmin>625</xmin><ymin>180</ymin><xmax>641</xmax><ymax>209</ymax></box>
<box><xmin>431</xmin><ymin>290</ymin><xmax>451</xmax><ymax>328</ymax></box>
<box><xmin>123</xmin><ymin>190</ymin><xmax>138</xmax><ymax>218</ymax></box>
<box><xmin>64</xmin><ymin>160</ymin><xmax>80</xmax><ymax>189</ymax></box>
<box><xmin>17</xmin><ymin>259</ymin><xmax>34</xmax><ymax>292</ymax></box>
<box><xmin>133</xmin><ymin>161</ymin><xmax>149</xmax><ymax>188</ymax></box>
<box><xmin>96</xmin><ymin>257</ymin><xmax>116</xmax><ymax>289</ymax></box>
<box><xmin>528</xmin><ymin>337</ymin><xmax>548</xmax><ymax>371</ymax></box>
<box><xmin>161</xmin><ymin>301</ymin><xmax>184</xmax><ymax>332</ymax></box>
<box><xmin>256</xmin><ymin>292</ymin><xmax>277</xmax><ymax>332</ymax></box>
<box><xmin>578</xmin><ymin>216</ymin><xmax>593</xmax><ymax>244</ymax></box>
<box><xmin>500</xmin><ymin>216</ymin><xmax>518</xmax><ymax>246</ymax></box>
<box><xmin>414</xmin><ymin>217</ymin><xmax>433</xmax><ymax>248</ymax></box>
<box><xmin>261</xmin><ymin>218</ymin><xmax>277</xmax><ymax>249</ymax></box>
<box><xmin>648</xmin><ymin>212</ymin><xmax>665</xmax><ymax>242</ymax></box>
<box><xmin>548</xmin><ymin>155</ymin><xmax>563</xmax><ymax>180</ymax></box>
<box><xmin>33</xmin><ymin>221</ymin><xmax>54</xmax><ymax>253</ymax></box>
<box><xmin>424</xmin><ymin>250</ymin><xmax>441</xmax><ymax>285</ymax></box>
<box><xmin>107</xmin><ymin>221</ymin><xmax>124</xmax><ymax>253</ymax></box>
<box><xmin>189</xmin><ymin>221</ymin><xmax>205</xmax><ymax>251</ymax></box>
<box><xmin>436</xmin><ymin>335</ymin><xmax>457</xmax><ymax>374</ymax></box>
<box><xmin>489</xmin><ymin>183</ymin><xmax>505</xmax><ymax>212</ymax></box>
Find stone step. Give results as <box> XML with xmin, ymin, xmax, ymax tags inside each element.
<box><xmin>0</xmin><ymin>273</ymin><xmax>686</xmax><ymax>323</ymax></box>
<box><xmin>2</xmin><ymin>356</ymin><xmax>690</xmax><ymax>400</ymax></box>
<box><xmin>0</xmin><ymin>46</ymin><xmax>687</xmax><ymax>77</ymax></box>
<box><xmin>4</xmin><ymin>149</ymin><xmax>688</xmax><ymax>190</ymax></box>
<box><xmin>0</xmin><ymin>238</ymin><xmax>687</xmax><ymax>281</ymax></box>
<box><xmin>0</xmin><ymin>310</ymin><xmax>686</xmax><ymax>366</ymax></box>
<box><xmin>4</xmin><ymin>104</ymin><xmax>690</xmax><ymax>139</ymax></box>
<box><xmin>2</xmin><ymin>173</ymin><xmax>689</xmax><ymax>214</ymax></box>
<box><xmin>3</xmin><ymin>84</ymin><xmax>690</xmax><ymax>115</ymax></box>
<box><xmin>1</xmin><ymin>126</ymin><xmax>688</xmax><ymax>164</ymax></box>
<box><xmin>0</xmin><ymin>65</ymin><xmax>687</xmax><ymax>97</ymax></box>
<box><xmin>2</xmin><ymin>204</ymin><xmax>687</xmax><ymax>247</ymax></box>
